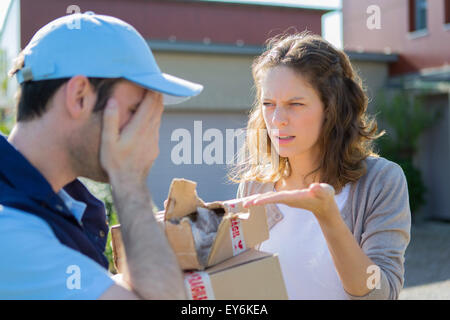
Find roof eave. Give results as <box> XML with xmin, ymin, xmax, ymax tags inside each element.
<box><xmin>149</xmin><ymin>41</ymin><xmax>400</xmax><ymax>62</ymax></box>
<box><xmin>345</xmin><ymin>51</ymin><xmax>399</xmax><ymax>63</ymax></box>
<box><xmin>167</xmin><ymin>0</ymin><xmax>336</xmax><ymax>13</ymax></box>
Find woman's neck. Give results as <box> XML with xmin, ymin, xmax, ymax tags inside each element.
<box><xmin>276</xmin><ymin>150</ymin><xmax>321</xmax><ymax>191</ymax></box>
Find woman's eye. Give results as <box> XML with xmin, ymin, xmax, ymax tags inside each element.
<box><xmin>263</xmin><ymin>102</ymin><xmax>275</xmax><ymax>107</ymax></box>
<box><xmin>291</xmin><ymin>102</ymin><xmax>304</xmax><ymax>107</ymax></box>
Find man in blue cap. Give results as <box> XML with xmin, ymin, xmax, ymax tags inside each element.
<box><xmin>0</xmin><ymin>13</ymin><xmax>203</xmax><ymax>299</ymax></box>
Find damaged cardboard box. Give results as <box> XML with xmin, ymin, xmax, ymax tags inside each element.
<box><xmin>110</xmin><ymin>178</ymin><xmax>288</xmax><ymax>299</ymax></box>
<box><xmin>111</xmin><ymin>178</ymin><xmax>269</xmax><ymax>270</ymax></box>
<box><xmin>111</xmin><ymin>228</ymin><xmax>287</xmax><ymax>300</ymax></box>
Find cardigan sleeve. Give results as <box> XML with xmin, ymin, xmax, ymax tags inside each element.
<box><xmin>347</xmin><ymin>160</ymin><xmax>411</xmax><ymax>300</ymax></box>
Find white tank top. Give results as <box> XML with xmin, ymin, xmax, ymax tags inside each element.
<box><xmin>259</xmin><ymin>184</ymin><xmax>351</xmax><ymax>299</ymax></box>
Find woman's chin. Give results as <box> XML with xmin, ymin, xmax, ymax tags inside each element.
<box><xmin>275</xmin><ymin>146</ymin><xmax>309</xmax><ymax>159</ymax></box>
<box><xmin>274</xmin><ymin>148</ymin><xmax>295</xmax><ymax>158</ymax></box>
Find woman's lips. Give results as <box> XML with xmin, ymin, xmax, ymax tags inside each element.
<box><xmin>275</xmin><ymin>135</ymin><xmax>296</xmax><ymax>144</ymax></box>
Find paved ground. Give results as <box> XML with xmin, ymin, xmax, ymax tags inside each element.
<box><xmin>398</xmin><ymin>215</ymin><xmax>450</xmax><ymax>300</ymax></box>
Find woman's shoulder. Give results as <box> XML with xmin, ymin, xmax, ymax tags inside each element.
<box><xmin>364</xmin><ymin>155</ymin><xmax>406</xmax><ymax>181</ymax></box>
<box><xmin>356</xmin><ymin>155</ymin><xmax>407</xmax><ymax>196</ymax></box>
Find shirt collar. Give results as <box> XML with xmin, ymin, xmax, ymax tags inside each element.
<box><xmin>0</xmin><ymin>134</ymin><xmax>56</xmax><ymax>201</ymax></box>
<box><xmin>57</xmin><ymin>188</ymin><xmax>87</xmax><ymax>224</ymax></box>
<box><xmin>0</xmin><ymin>134</ymin><xmax>74</xmax><ymax>219</ymax></box>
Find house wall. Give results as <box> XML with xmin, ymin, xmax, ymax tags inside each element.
<box><xmin>153</xmin><ymin>51</ymin><xmax>255</xmax><ymax>111</ymax></box>
<box><xmin>343</xmin><ymin>0</ymin><xmax>450</xmax><ymax>75</ymax></box>
<box><xmin>20</xmin><ymin>0</ymin><xmax>325</xmax><ymax>48</ymax></box>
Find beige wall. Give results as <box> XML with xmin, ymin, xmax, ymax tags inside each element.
<box><xmin>154</xmin><ymin>51</ymin><xmax>392</xmax><ymax>114</ymax></box>
<box><xmin>154</xmin><ymin>52</ymin><xmax>256</xmax><ymax>112</ymax></box>
<box><xmin>351</xmin><ymin>60</ymin><xmax>390</xmax><ymax>113</ymax></box>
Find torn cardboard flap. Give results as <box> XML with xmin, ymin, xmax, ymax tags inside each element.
<box><xmin>165</xmin><ymin>179</ymin><xmax>205</xmax><ymax>220</ymax></box>
<box><xmin>164</xmin><ymin>178</ymin><xmax>269</xmax><ymax>270</ymax></box>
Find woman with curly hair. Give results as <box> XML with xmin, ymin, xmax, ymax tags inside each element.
<box><xmin>231</xmin><ymin>32</ymin><xmax>411</xmax><ymax>300</ymax></box>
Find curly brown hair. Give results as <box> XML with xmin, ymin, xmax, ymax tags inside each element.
<box><xmin>229</xmin><ymin>32</ymin><xmax>384</xmax><ymax>193</ymax></box>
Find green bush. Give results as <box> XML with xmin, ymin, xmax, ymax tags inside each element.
<box><xmin>0</xmin><ymin>47</ymin><xmax>14</xmax><ymax>135</ymax></box>
<box><xmin>376</xmin><ymin>136</ymin><xmax>426</xmax><ymax>213</ymax></box>
<box><xmin>0</xmin><ymin>120</ymin><xmax>10</xmax><ymax>135</ymax></box>
<box><xmin>79</xmin><ymin>179</ymin><xmax>119</xmax><ymax>274</ymax></box>
<box><xmin>80</xmin><ymin>178</ymin><xmax>160</xmax><ymax>274</ymax></box>
<box><xmin>0</xmin><ymin>109</ymin><xmax>14</xmax><ymax>135</ymax></box>
<box><xmin>375</xmin><ymin>90</ymin><xmax>441</xmax><ymax>216</ymax></box>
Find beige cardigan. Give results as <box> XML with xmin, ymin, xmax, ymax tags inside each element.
<box><xmin>237</xmin><ymin>156</ymin><xmax>411</xmax><ymax>300</ymax></box>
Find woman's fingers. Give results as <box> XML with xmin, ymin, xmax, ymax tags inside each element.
<box><xmin>309</xmin><ymin>183</ymin><xmax>335</xmax><ymax>198</ymax></box>
<box><xmin>241</xmin><ymin>183</ymin><xmax>336</xmax><ymax>209</ymax></box>
<box><xmin>247</xmin><ymin>192</ymin><xmax>288</xmax><ymax>207</ymax></box>
<box><xmin>242</xmin><ymin>190</ymin><xmax>309</xmax><ymax>208</ymax></box>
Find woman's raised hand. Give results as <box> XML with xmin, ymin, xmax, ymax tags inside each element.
<box><xmin>242</xmin><ymin>183</ymin><xmax>341</xmax><ymax>224</ymax></box>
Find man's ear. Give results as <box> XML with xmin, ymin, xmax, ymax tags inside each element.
<box><xmin>64</xmin><ymin>75</ymin><xmax>96</xmax><ymax>119</ymax></box>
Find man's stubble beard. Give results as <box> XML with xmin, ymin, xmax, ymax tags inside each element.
<box><xmin>68</xmin><ymin>111</ymin><xmax>110</xmax><ymax>183</ymax></box>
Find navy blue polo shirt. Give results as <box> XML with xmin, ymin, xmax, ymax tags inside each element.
<box><xmin>0</xmin><ymin>134</ymin><xmax>114</xmax><ymax>299</ymax></box>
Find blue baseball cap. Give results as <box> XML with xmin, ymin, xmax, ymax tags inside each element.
<box><xmin>16</xmin><ymin>12</ymin><xmax>203</xmax><ymax>105</ymax></box>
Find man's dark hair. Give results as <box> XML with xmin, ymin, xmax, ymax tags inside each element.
<box><xmin>13</xmin><ymin>78</ymin><xmax>122</xmax><ymax>122</ymax></box>
<box><xmin>9</xmin><ymin>53</ymin><xmax>122</xmax><ymax>122</ymax></box>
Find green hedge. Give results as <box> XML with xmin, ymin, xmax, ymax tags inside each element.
<box><xmin>375</xmin><ymin>89</ymin><xmax>441</xmax><ymax>216</ymax></box>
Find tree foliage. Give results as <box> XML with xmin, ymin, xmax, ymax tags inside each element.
<box><xmin>375</xmin><ymin>89</ymin><xmax>441</xmax><ymax>215</ymax></box>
